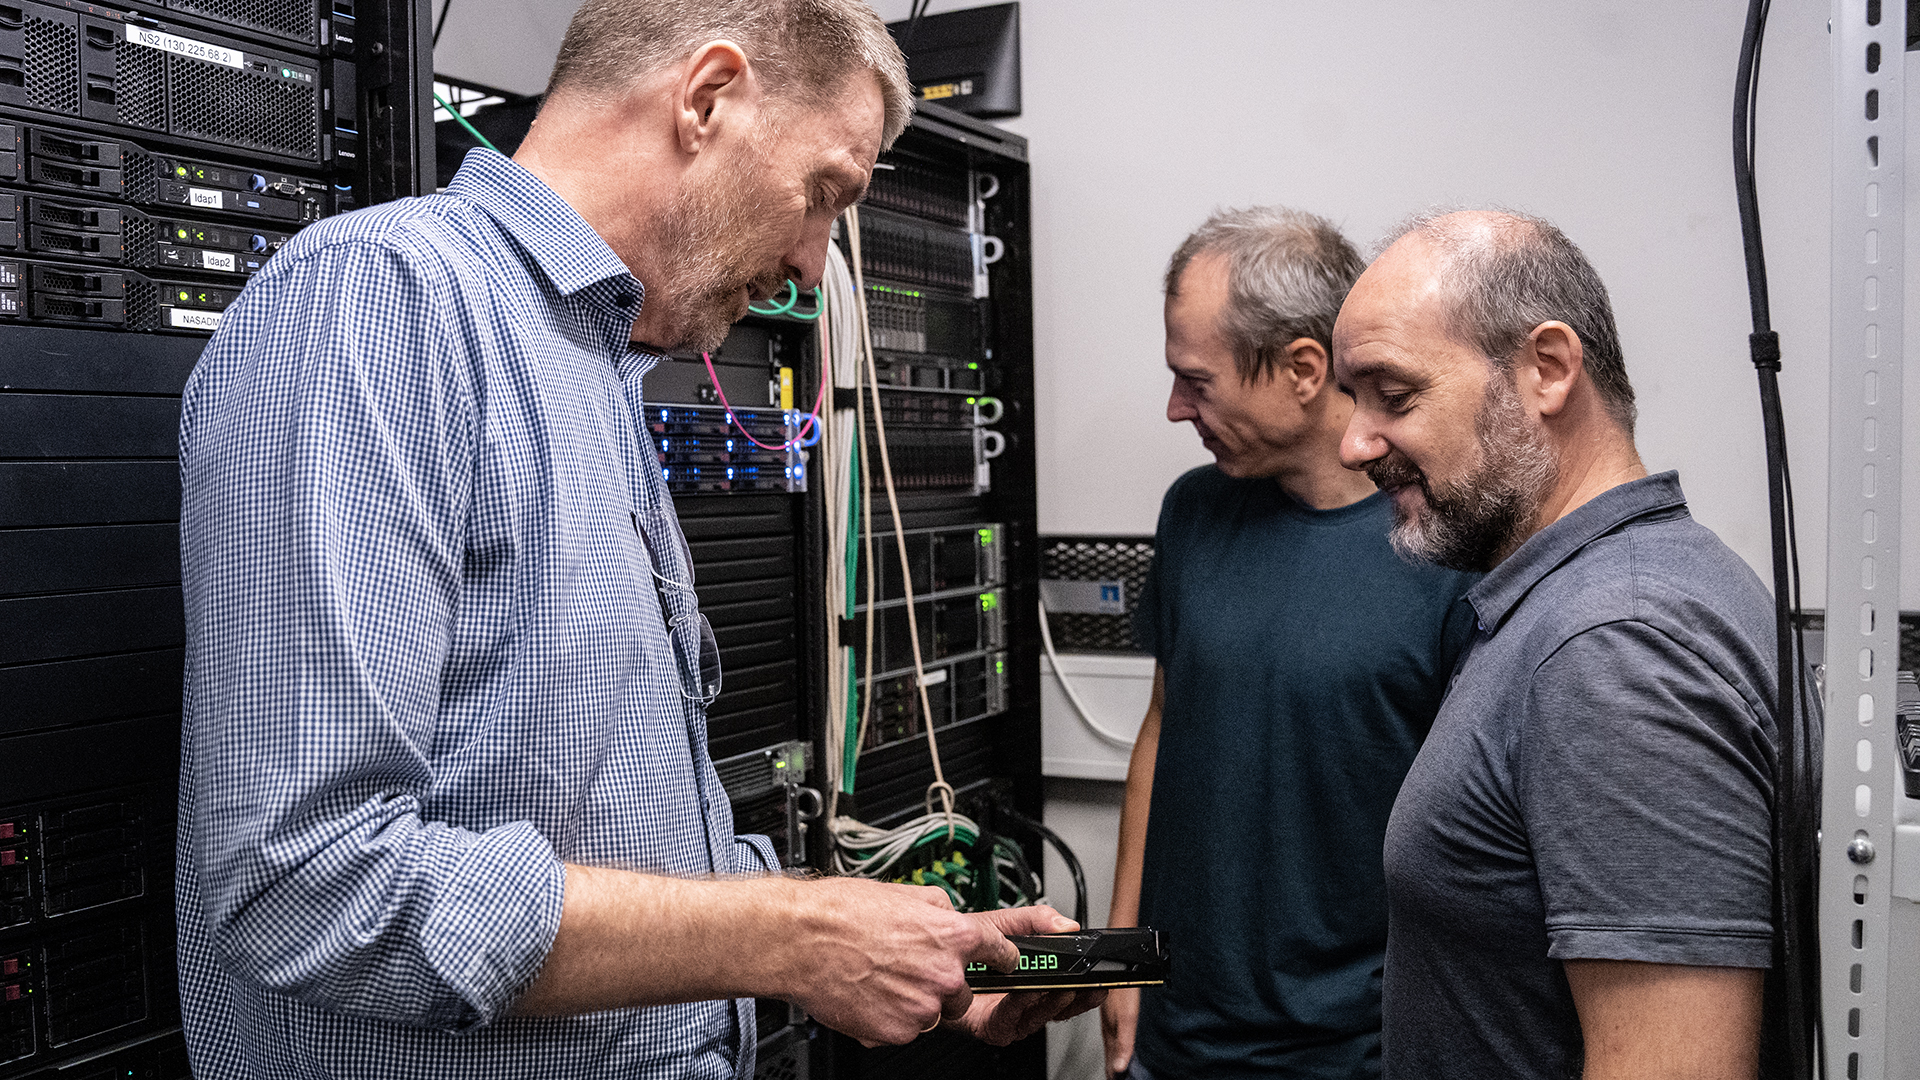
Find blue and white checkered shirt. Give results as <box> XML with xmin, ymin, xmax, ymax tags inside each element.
<box><xmin>176</xmin><ymin>148</ymin><xmax>776</xmax><ymax>1080</ymax></box>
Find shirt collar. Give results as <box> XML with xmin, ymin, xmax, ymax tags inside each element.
<box><xmin>1466</xmin><ymin>470</ymin><xmax>1689</xmax><ymax>634</ymax></box>
<box><xmin>446</xmin><ymin>147</ymin><xmax>642</xmax><ymax>304</ymax></box>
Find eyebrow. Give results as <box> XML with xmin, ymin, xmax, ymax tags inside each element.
<box><xmin>1337</xmin><ymin>357</ymin><xmax>1420</xmax><ymax>385</ymax></box>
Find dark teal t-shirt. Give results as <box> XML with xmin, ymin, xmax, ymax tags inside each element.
<box><xmin>1133</xmin><ymin>466</ymin><xmax>1478</xmax><ymax>1079</ymax></box>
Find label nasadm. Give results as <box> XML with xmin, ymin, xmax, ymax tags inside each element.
<box><xmin>169</xmin><ymin>308</ymin><xmax>223</xmax><ymax>331</ymax></box>
<box><xmin>125</xmin><ymin>24</ymin><xmax>243</xmax><ymax>69</ymax></box>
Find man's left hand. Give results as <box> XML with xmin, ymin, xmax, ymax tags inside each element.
<box><xmin>936</xmin><ymin>906</ymin><xmax>1108</xmax><ymax>1046</ymax></box>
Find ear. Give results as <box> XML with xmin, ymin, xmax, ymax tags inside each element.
<box><xmin>1283</xmin><ymin>336</ymin><xmax>1330</xmax><ymax>403</ymax></box>
<box><xmin>674</xmin><ymin>40</ymin><xmax>754</xmax><ymax>155</ymax></box>
<box><xmin>1517</xmin><ymin>321</ymin><xmax>1582</xmax><ymax>417</ymax></box>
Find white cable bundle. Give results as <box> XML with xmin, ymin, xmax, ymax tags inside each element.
<box><xmin>829</xmin><ymin>809</ymin><xmax>984</xmax><ymax>878</ymax></box>
<box><xmin>819</xmin><ymin>243</ymin><xmax>861</xmax><ymax>801</ymax></box>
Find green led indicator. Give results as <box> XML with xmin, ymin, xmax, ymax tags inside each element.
<box><xmin>980</xmin><ymin>592</ymin><xmax>998</xmax><ymax>612</ymax></box>
<box><xmin>174</xmin><ymin>165</ymin><xmax>188</xmax><ymax>177</ymax></box>
<box><xmin>978</xmin><ymin>528</ymin><xmax>994</xmax><ymax>543</ymax></box>
<box><xmin>966</xmin><ymin>363</ymin><xmax>979</xmax><ymax>370</ymax></box>
<box><xmin>175</xmin><ymin>228</ymin><xmax>188</xmax><ymax>239</ymax></box>
<box><xmin>995</xmin><ymin>658</ymin><xmax>1005</xmax><ymax>674</ymax></box>
<box><xmin>965</xmin><ymin>397</ymin><xmax>976</xmax><ymax>405</ymax></box>
<box><xmin>177</xmin><ymin>290</ymin><xmax>190</xmax><ymax>301</ymax></box>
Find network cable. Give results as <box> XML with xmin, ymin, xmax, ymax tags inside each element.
<box><xmin>699</xmin><ymin>351</ymin><xmax>825</xmax><ymax>452</ymax></box>
<box><xmin>1732</xmin><ymin>1</ymin><xmax>1820</xmax><ymax>1074</ymax></box>
<box><xmin>1036</xmin><ymin>599</ymin><xmax>1137</xmax><ymax>749</ymax></box>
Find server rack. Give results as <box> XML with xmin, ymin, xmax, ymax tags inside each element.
<box><xmin>814</xmin><ymin>102</ymin><xmax>1042</xmax><ymax>1080</ymax></box>
<box><xmin>0</xmin><ymin>1</ymin><xmax>433</xmax><ymax>1074</ymax></box>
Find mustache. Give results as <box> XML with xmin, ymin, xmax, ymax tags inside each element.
<box><xmin>1365</xmin><ymin>452</ymin><xmax>1428</xmax><ymax>496</ymax></box>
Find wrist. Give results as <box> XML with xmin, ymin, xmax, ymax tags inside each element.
<box><xmin>735</xmin><ymin>874</ymin><xmax>814</xmax><ymax>1001</ymax></box>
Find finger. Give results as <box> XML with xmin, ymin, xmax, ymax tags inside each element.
<box><xmin>991</xmin><ymin>989</ymin><xmax>1072</xmax><ymax>1044</ymax></box>
<box><xmin>939</xmin><ymin>981</ymin><xmax>976</xmax><ymax>1024</ymax></box>
<box><xmin>970</xmin><ymin>903</ymin><xmax>1077</xmax><ymax>937</ymax></box>
<box><xmin>959</xmin><ymin>915</ymin><xmax>1021</xmax><ymax>972</ymax></box>
<box><xmin>1059</xmin><ymin>987</ymin><xmax>1108</xmax><ymax>1021</ymax></box>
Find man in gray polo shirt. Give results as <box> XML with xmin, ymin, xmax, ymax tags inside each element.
<box><xmin>1331</xmin><ymin>210</ymin><xmax>1776</xmax><ymax>1080</ymax></box>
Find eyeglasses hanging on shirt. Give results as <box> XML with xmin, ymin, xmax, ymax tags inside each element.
<box><xmin>631</xmin><ymin>506</ymin><xmax>723</xmax><ymax>705</ymax></box>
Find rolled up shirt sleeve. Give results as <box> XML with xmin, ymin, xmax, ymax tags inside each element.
<box><xmin>179</xmin><ymin>234</ymin><xmax>566</xmax><ymax>1031</ymax></box>
<box><xmin>1516</xmin><ymin>620</ymin><xmax>1775</xmax><ymax>968</ymax></box>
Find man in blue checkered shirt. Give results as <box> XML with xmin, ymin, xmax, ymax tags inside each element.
<box><xmin>175</xmin><ymin>2</ymin><xmax>1100</xmax><ymax>1076</ymax></box>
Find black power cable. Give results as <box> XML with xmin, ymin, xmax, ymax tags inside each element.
<box><xmin>432</xmin><ymin>0</ymin><xmax>453</xmax><ymax>48</ymax></box>
<box><xmin>996</xmin><ymin>802</ymin><xmax>1089</xmax><ymax>929</ymax></box>
<box><xmin>899</xmin><ymin>0</ymin><xmax>932</xmax><ymax>53</ymax></box>
<box><xmin>1732</xmin><ymin>1</ymin><xmax>1821</xmax><ymax>1077</ymax></box>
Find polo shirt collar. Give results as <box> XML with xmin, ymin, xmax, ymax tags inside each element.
<box><xmin>1466</xmin><ymin>470</ymin><xmax>1689</xmax><ymax>634</ymax></box>
<box><xmin>446</xmin><ymin>147</ymin><xmax>640</xmax><ymax>302</ymax></box>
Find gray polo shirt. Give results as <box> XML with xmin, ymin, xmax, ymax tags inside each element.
<box><xmin>1380</xmin><ymin>471</ymin><xmax>1776</xmax><ymax>1079</ymax></box>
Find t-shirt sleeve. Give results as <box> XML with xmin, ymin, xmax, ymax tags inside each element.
<box><xmin>1515</xmin><ymin>620</ymin><xmax>1774</xmax><ymax>968</ymax></box>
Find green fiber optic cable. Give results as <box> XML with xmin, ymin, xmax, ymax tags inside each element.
<box><xmin>842</xmin><ymin>451</ymin><xmax>863</xmax><ymax>792</ymax></box>
<box><xmin>748</xmin><ymin>281</ymin><xmax>798</xmax><ymax>316</ymax></box>
<box><xmin>433</xmin><ymin>93</ymin><xmax>499</xmax><ymax>153</ymax></box>
<box><xmin>844</xmin><ymin>453</ymin><xmax>861</xmax><ymax>619</ymax></box>
<box><xmin>786</xmin><ymin>288</ymin><xmax>824</xmax><ymax>321</ymax></box>
<box><xmin>910</xmin><ymin>827</ymin><xmax>978</xmax><ymax>850</ymax></box>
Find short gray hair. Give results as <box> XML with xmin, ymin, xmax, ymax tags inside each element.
<box><xmin>1381</xmin><ymin>209</ymin><xmax>1636</xmax><ymax>433</ymax></box>
<box><xmin>547</xmin><ymin>0</ymin><xmax>914</xmax><ymax>149</ymax></box>
<box><xmin>1165</xmin><ymin>206</ymin><xmax>1364</xmax><ymax>383</ymax></box>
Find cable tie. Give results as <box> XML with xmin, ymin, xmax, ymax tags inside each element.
<box><xmin>1748</xmin><ymin>330</ymin><xmax>1781</xmax><ymax>371</ymax></box>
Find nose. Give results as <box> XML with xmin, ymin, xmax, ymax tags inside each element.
<box><xmin>1166</xmin><ymin>381</ymin><xmax>1196</xmax><ymax>423</ymax></box>
<box><xmin>1340</xmin><ymin>411</ymin><xmax>1389</xmax><ymax>472</ymax></box>
<box><xmin>785</xmin><ymin>216</ymin><xmax>832</xmax><ymax>293</ymax></box>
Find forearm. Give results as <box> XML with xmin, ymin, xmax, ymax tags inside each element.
<box><xmin>515</xmin><ymin>865</ymin><xmax>803</xmax><ymax>1014</ymax></box>
<box><xmin>1108</xmin><ymin>667</ymin><xmax>1164</xmax><ymax>928</ymax></box>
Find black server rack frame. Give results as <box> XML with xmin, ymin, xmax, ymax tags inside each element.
<box><xmin>821</xmin><ymin>101</ymin><xmax>1043</xmax><ymax>1080</ymax></box>
<box><xmin>0</xmin><ymin>0</ymin><xmax>432</xmax><ymax>1073</ymax></box>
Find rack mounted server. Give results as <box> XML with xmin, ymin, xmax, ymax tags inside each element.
<box><xmin>0</xmin><ymin>0</ymin><xmax>433</xmax><ymax>1075</ymax></box>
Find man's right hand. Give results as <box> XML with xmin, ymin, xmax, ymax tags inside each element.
<box><xmin>1101</xmin><ymin>985</ymin><xmax>1138</xmax><ymax>1077</ymax></box>
<box><xmin>781</xmin><ymin>877</ymin><xmax>1020</xmax><ymax>1045</ymax></box>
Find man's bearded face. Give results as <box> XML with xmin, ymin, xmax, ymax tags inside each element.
<box><xmin>653</xmin><ymin>124</ymin><xmax>798</xmax><ymax>353</ymax></box>
<box><xmin>1365</xmin><ymin>362</ymin><xmax>1558</xmax><ymax>572</ymax></box>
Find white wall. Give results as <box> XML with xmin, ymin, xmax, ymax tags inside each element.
<box><xmin>439</xmin><ymin>0</ymin><xmax>1850</xmax><ymax>606</ymax></box>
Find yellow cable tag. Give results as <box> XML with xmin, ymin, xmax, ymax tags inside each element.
<box><xmin>779</xmin><ymin>366</ymin><xmax>795</xmax><ymax>410</ymax></box>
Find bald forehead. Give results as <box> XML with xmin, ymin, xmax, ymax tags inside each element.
<box><xmin>1338</xmin><ymin>238</ymin><xmax>1444</xmax><ymax>336</ymax></box>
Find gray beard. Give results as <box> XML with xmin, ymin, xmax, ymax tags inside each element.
<box><xmin>1376</xmin><ymin>367</ymin><xmax>1559</xmax><ymax>573</ymax></box>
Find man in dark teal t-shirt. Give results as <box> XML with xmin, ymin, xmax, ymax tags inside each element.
<box><xmin>1103</xmin><ymin>208</ymin><xmax>1477</xmax><ymax>1080</ymax></box>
